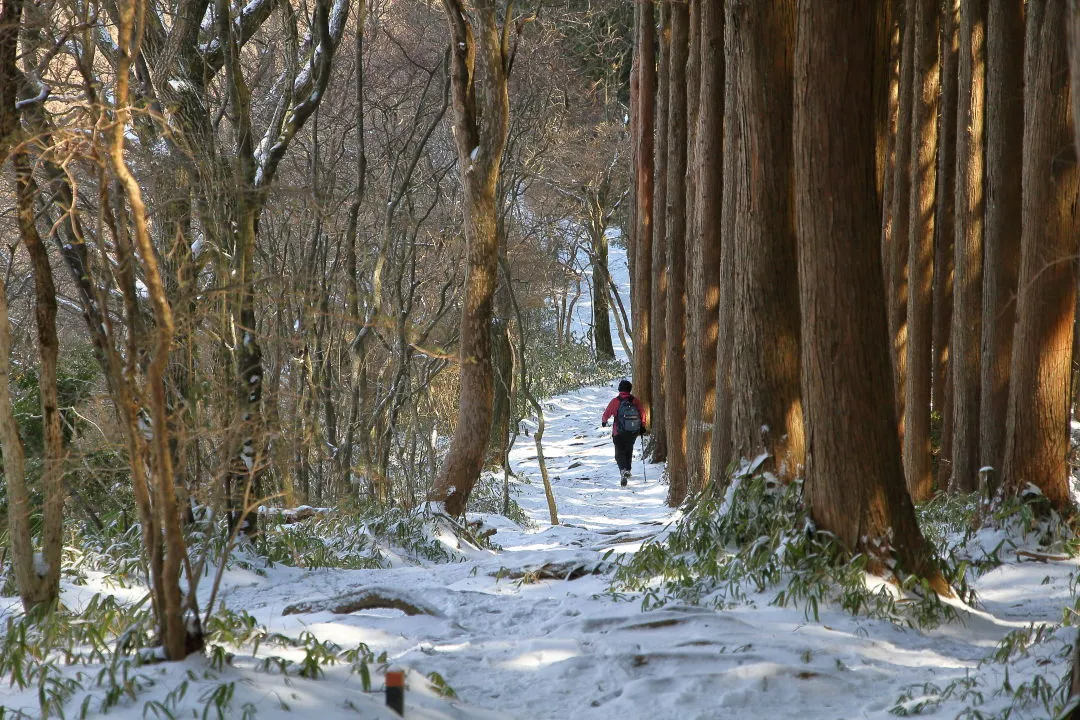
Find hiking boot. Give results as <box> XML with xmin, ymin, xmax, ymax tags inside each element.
<box><xmin>620</xmin><ymin>470</ymin><xmax>630</xmax><ymax>487</ymax></box>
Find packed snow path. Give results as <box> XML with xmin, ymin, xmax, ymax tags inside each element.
<box><xmin>6</xmin><ymin>382</ymin><xmax>1076</xmax><ymax>718</ymax></box>
<box><xmin>205</xmin><ymin>383</ymin><xmax>1075</xmax><ymax>719</ymax></box>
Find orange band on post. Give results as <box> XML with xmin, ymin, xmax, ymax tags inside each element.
<box><xmin>386</xmin><ymin>670</ymin><xmax>405</xmax><ymax>688</ymax></box>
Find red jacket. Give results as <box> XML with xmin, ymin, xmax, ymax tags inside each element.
<box><xmin>602</xmin><ymin>392</ymin><xmax>647</xmax><ymax>436</ymax></box>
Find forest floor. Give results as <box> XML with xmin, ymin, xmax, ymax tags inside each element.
<box><xmin>3</xmin><ymin>381</ymin><xmax>1077</xmax><ymax>719</ymax></box>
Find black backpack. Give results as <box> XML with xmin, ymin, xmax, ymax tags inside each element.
<box><xmin>615</xmin><ymin>396</ymin><xmax>641</xmax><ymax>435</ymax></box>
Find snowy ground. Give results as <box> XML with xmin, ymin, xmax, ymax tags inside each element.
<box><xmin>2</xmin><ymin>383</ymin><xmax>1078</xmax><ymax>719</ymax></box>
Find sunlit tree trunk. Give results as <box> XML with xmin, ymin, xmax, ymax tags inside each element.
<box><xmin>1002</xmin><ymin>0</ymin><xmax>1078</xmax><ymax>514</ymax></box>
<box><xmin>112</xmin><ymin>0</ymin><xmax>202</xmax><ymax>659</ymax></box>
<box><xmin>632</xmin><ymin>0</ymin><xmax>655</xmax><ymax>434</ymax></box>
<box><xmin>887</xmin><ymin>0</ymin><xmax>915</xmax><ymax>436</ymax></box>
<box><xmin>649</xmin><ymin>1</ymin><xmax>671</xmax><ymax>463</ymax></box>
<box><xmin>795</xmin><ymin>0</ymin><xmax>946</xmax><ymax>590</ymax></box>
<box><xmin>687</xmin><ymin>0</ymin><xmax>723</xmax><ymax>495</ymax></box>
<box><xmin>724</xmin><ymin>0</ymin><xmax>803</xmax><ymax>482</ymax></box>
<box><xmin>429</xmin><ymin>0</ymin><xmax>511</xmax><ymax>516</ymax></box>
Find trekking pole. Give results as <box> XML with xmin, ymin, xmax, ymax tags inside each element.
<box><xmin>640</xmin><ymin>439</ymin><xmax>648</xmax><ymax>483</ymax></box>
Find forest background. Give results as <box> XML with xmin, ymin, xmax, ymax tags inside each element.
<box><xmin>4</xmin><ymin>0</ymin><xmax>1080</xmax><ymax>718</ymax></box>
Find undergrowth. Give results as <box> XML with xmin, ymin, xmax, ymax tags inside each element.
<box><xmin>523</xmin><ymin>334</ymin><xmax>628</xmax><ymax>404</ymax></box>
<box><xmin>466</xmin><ymin>471</ymin><xmax>534</xmax><ymax>530</ymax></box>
<box><xmin>612</xmin><ymin>466</ymin><xmax>972</xmax><ymax>630</ymax></box>
<box><xmin>891</xmin><ymin>622</ymin><xmax>1076</xmax><ymax>718</ymax></box>
<box><xmin>0</xmin><ymin>501</ymin><xmax>465</xmax><ymax>718</ymax></box>
<box><xmin>254</xmin><ymin>505</ymin><xmax>463</xmax><ymax>570</ymax></box>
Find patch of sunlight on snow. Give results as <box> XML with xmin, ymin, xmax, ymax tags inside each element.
<box><xmin>511</xmin><ymin>542</ymin><xmax>567</xmax><ymax>551</ymax></box>
<box><xmin>498</xmin><ymin>648</ymin><xmax>579</xmax><ymax>670</ymax></box>
<box><xmin>302</xmin><ymin>622</ymin><xmax>397</xmax><ymax>647</ymax></box>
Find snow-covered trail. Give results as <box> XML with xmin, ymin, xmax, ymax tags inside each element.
<box><xmin>205</xmin><ymin>383</ymin><xmax>1070</xmax><ymax>720</ymax></box>
<box><xmin>4</xmin><ymin>381</ymin><xmax>1077</xmax><ymax>719</ymax></box>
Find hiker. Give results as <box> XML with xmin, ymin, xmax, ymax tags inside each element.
<box><xmin>601</xmin><ymin>379</ymin><xmax>647</xmax><ymax>486</ymax></box>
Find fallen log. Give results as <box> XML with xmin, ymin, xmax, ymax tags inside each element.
<box><xmin>283</xmin><ymin>588</ymin><xmax>442</xmax><ymax>617</ymax></box>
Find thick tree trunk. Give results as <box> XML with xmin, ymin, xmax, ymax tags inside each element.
<box><xmin>632</xmin><ymin>0</ymin><xmax>655</xmax><ymax>432</ymax></box>
<box><xmin>887</xmin><ymin>0</ymin><xmax>916</xmax><ymax>437</ymax></box>
<box><xmin>979</xmin><ymin>0</ymin><xmax>1023</xmax><ymax>477</ymax></box>
<box><xmin>725</xmin><ymin>0</ymin><xmax>803</xmax><ymax>481</ymax></box>
<box><xmin>649</xmin><ymin>1</ymin><xmax>671</xmax><ymax>463</ymax></box>
<box><xmin>795</xmin><ymin>0</ymin><xmax>945</xmax><ymax>588</ymax></box>
<box><xmin>1002</xmin><ymin>0</ymin><xmax>1078</xmax><ymax>514</ymax></box>
<box><xmin>902</xmin><ymin>0</ymin><xmax>939</xmax><ymax>503</ymax></box>
<box><xmin>687</xmin><ymin>0</ymin><xmax>723</xmax><ymax>495</ymax></box>
<box><xmin>664</xmin><ymin>0</ymin><xmax>689</xmax><ymax>505</ymax></box>
<box><xmin>933</xmin><ymin>0</ymin><xmax>959</xmax><ymax>490</ymax></box>
<box><xmin>950</xmin><ymin>0</ymin><xmax>986</xmax><ymax>493</ymax></box>
<box><xmin>429</xmin><ymin>0</ymin><xmax>510</xmax><ymax>516</ymax></box>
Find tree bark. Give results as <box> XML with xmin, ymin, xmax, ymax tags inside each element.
<box><xmin>933</xmin><ymin>0</ymin><xmax>959</xmax><ymax>490</ymax></box>
<box><xmin>113</xmin><ymin>0</ymin><xmax>201</xmax><ymax>660</ymax></box>
<box><xmin>887</xmin><ymin>0</ymin><xmax>916</xmax><ymax>437</ymax></box>
<box><xmin>710</xmin><ymin>4</ymin><xmax>742</xmax><ymax>490</ymax></box>
<box><xmin>687</xmin><ymin>0</ymin><xmax>723</xmax><ymax>495</ymax></box>
<box><xmin>795</xmin><ymin>0</ymin><xmax>945</xmax><ymax>589</ymax></box>
<box><xmin>979</xmin><ymin>0</ymin><xmax>1023</xmax><ymax>477</ymax></box>
<box><xmin>902</xmin><ymin>0</ymin><xmax>939</xmax><ymax>503</ymax></box>
<box><xmin>664</xmin><ymin>0</ymin><xmax>689</xmax><ymax>505</ymax></box>
<box><xmin>14</xmin><ymin>151</ymin><xmax>65</xmax><ymax>611</ymax></box>
<box><xmin>649</xmin><ymin>1</ymin><xmax>670</xmax><ymax>463</ymax></box>
<box><xmin>429</xmin><ymin>0</ymin><xmax>511</xmax><ymax>516</ymax></box>
<box><xmin>950</xmin><ymin>0</ymin><xmax>986</xmax><ymax>493</ymax></box>
<box><xmin>725</xmin><ymin>0</ymin><xmax>804</xmax><ymax>481</ymax></box>
<box><xmin>0</xmin><ymin>261</ymin><xmax>37</xmax><ymax>611</ymax></box>
<box><xmin>632</xmin><ymin>0</ymin><xmax>655</xmax><ymax>435</ymax></box>
<box><xmin>1002</xmin><ymin>0</ymin><xmax>1078</xmax><ymax>514</ymax></box>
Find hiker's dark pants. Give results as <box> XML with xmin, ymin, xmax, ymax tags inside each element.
<box><xmin>613</xmin><ymin>432</ymin><xmax>637</xmax><ymax>473</ymax></box>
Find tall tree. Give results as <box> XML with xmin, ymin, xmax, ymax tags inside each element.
<box><xmin>11</xmin><ymin>149</ymin><xmax>65</xmax><ymax>612</ymax></box>
<box><xmin>950</xmin><ymin>0</ymin><xmax>986</xmax><ymax>493</ymax></box>
<box><xmin>664</xmin><ymin>0</ymin><xmax>689</xmax><ymax>505</ymax></box>
<box><xmin>887</xmin><ymin>0</ymin><xmax>916</xmax><ymax>434</ymax></box>
<box><xmin>723</xmin><ymin>0</ymin><xmax>803</xmax><ymax>481</ymax></box>
<box><xmin>902</xmin><ymin>0</ymin><xmax>939</xmax><ymax>502</ymax></box>
<box><xmin>933</xmin><ymin>0</ymin><xmax>959</xmax><ymax>491</ymax></box>
<box><xmin>979</xmin><ymin>0</ymin><xmax>1024</xmax><ymax>479</ymax></box>
<box><xmin>687</xmin><ymin>0</ymin><xmax>723</xmax><ymax>494</ymax></box>
<box><xmin>795</xmin><ymin>0</ymin><xmax>945</xmax><ymax>588</ymax></box>
<box><xmin>632</xmin><ymin>0</ymin><xmax>655</xmax><ymax>434</ymax></box>
<box><xmin>428</xmin><ymin>0</ymin><xmax>512</xmax><ymax>516</ymax></box>
<box><xmin>1002</xmin><ymin>0</ymin><xmax>1078</xmax><ymax>514</ymax></box>
<box><xmin>649</xmin><ymin>1</ymin><xmax>671</xmax><ymax>463</ymax></box>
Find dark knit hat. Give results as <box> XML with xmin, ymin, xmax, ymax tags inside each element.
<box><xmin>618</xmin><ymin>379</ymin><xmax>632</xmax><ymax>393</ymax></box>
